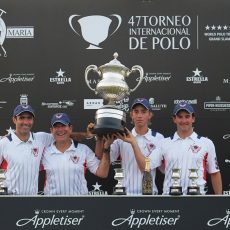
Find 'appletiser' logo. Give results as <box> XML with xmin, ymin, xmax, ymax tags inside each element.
<box><xmin>0</xmin><ymin>9</ymin><xmax>7</xmax><ymax>57</ymax></box>
<box><xmin>69</xmin><ymin>14</ymin><xmax>121</xmax><ymax>49</ymax></box>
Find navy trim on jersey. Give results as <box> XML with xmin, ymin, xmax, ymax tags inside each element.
<box><xmin>151</xmin><ymin>129</ymin><xmax>157</xmax><ymax>137</ymax></box>
<box><xmin>6</xmin><ymin>132</ymin><xmax>35</xmax><ymax>141</ymax></box>
<box><xmin>168</xmin><ymin>134</ymin><xmax>201</xmax><ymax>140</ymax></box>
<box><xmin>6</xmin><ymin>134</ymin><xmax>12</xmax><ymax>142</ymax></box>
<box><xmin>73</xmin><ymin>140</ymin><xmax>78</xmax><ymax>148</ymax></box>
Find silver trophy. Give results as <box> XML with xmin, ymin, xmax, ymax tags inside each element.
<box><xmin>85</xmin><ymin>52</ymin><xmax>144</xmax><ymax>136</ymax></box>
<box><xmin>0</xmin><ymin>169</ymin><xmax>7</xmax><ymax>195</ymax></box>
<box><xmin>187</xmin><ymin>169</ymin><xmax>200</xmax><ymax>195</ymax></box>
<box><xmin>112</xmin><ymin>161</ymin><xmax>126</xmax><ymax>195</ymax></box>
<box><xmin>169</xmin><ymin>168</ymin><xmax>182</xmax><ymax>195</ymax></box>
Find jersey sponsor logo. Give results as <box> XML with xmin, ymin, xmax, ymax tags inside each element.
<box><xmin>70</xmin><ymin>155</ymin><xmax>80</xmax><ymax>164</ymax></box>
<box><xmin>207</xmin><ymin>209</ymin><xmax>230</xmax><ymax>228</ymax></box>
<box><xmin>31</xmin><ymin>148</ymin><xmax>39</xmax><ymax>157</ymax></box>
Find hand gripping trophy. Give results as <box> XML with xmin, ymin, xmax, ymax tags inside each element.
<box><xmin>85</xmin><ymin>52</ymin><xmax>144</xmax><ymax>136</ymax></box>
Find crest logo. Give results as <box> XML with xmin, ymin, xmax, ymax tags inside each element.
<box><xmin>70</xmin><ymin>155</ymin><xmax>80</xmax><ymax>164</ymax></box>
<box><xmin>190</xmin><ymin>144</ymin><xmax>201</xmax><ymax>153</ymax></box>
<box><xmin>0</xmin><ymin>9</ymin><xmax>7</xmax><ymax>57</ymax></box>
<box><xmin>0</xmin><ymin>8</ymin><xmax>34</xmax><ymax>57</ymax></box>
<box><xmin>31</xmin><ymin>148</ymin><xmax>39</xmax><ymax>157</ymax></box>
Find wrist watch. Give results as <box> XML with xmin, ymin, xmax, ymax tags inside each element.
<box><xmin>102</xmin><ymin>147</ymin><xmax>110</xmax><ymax>153</ymax></box>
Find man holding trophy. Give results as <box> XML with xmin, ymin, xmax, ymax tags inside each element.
<box><xmin>157</xmin><ymin>101</ymin><xmax>222</xmax><ymax>195</ymax></box>
<box><xmin>95</xmin><ymin>98</ymin><xmax>164</xmax><ymax>195</ymax></box>
<box><xmin>85</xmin><ymin>53</ymin><xmax>164</xmax><ymax>195</ymax></box>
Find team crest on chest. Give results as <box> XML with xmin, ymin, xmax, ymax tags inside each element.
<box><xmin>31</xmin><ymin>147</ymin><xmax>39</xmax><ymax>157</ymax></box>
<box><xmin>145</xmin><ymin>142</ymin><xmax>156</xmax><ymax>155</ymax></box>
<box><xmin>70</xmin><ymin>155</ymin><xmax>79</xmax><ymax>164</ymax></box>
<box><xmin>190</xmin><ymin>144</ymin><xmax>201</xmax><ymax>153</ymax></box>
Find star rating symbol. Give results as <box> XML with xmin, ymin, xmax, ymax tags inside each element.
<box><xmin>56</xmin><ymin>68</ymin><xmax>65</xmax><ymax>77</ymax></box>
<box><xmin>93</xmin><ymin>182</ymin><xmax>102</xmax><ymax>191</ymax></box>
<box><xmin>211</xmin><ymin>25</ymin><xmax>216</xmax><ymax>30</ymax></box>
<box><xmin>193</xmin><ymin>68</ymin><xmax>202</xmax><ymax>77</ymax></box>
<box><xmin>223</xmin><ymin>25</ymin><xmax>228</xmax><ymax>30</ymax></box>
<box><xmin>205</xmin><ymin>25</ymin><xmax>210</xmax><ymax>30</ymax></box>
<box><xmin>217</xmin><ymin>25</ymin><xmax>222</xmax><ymax>30</ymax></box>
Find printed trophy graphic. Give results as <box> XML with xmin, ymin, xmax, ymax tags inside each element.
<box><xmin>69</xmin><ymin>14</ymin><xmax>121</xmax><ymax>49</ymax></box>
<box><xmin>0</xmin><ymin>9</ymin><xmax>7</xmax><ymax>57</ymax></box>
<box><xmin>0</xmin><ymin>169</ymin><xmax>7</xmax><ymax>195</ymax></box>
<box><xmin>20</xmin><ymin>94</ymin><xmax>28</xmax><ymax>106</ymax></box>
<box><xmin>112</xmin><ymin>161</ymin><xmax>126</xmax><ymax>195</ymax></box>
<box><xmin>85</xmin><ymin>52</ymin><xmax>144</xmax><ymax>136</ymax></box>
<box><xmin>187</xmin><ymin>169</ymin><xmax>200</xmax><ymax>195</ymax></box>
<box><xmin>169</xmin><ymin>168</ymin><xmax>182</xmax><ymax>195</ymax></box>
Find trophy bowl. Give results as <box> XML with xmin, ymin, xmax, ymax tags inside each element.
<box><xmin>187</xmin><ymin>169</ymin><xmax>200</xmax><ymax>195</ymax></box>
<box><xmin>169</xmin><ymin>168</ymin><xmax>182</xmax><ymax>195</ymax></box>
<box><xmin>85</xmin><ymin>52</ymin><xmax>144</xmax><ymax>136</ymax></box>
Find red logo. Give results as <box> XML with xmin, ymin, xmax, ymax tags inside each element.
<box><xmin>70</xmin><ymin>155</ymin><xmax>79</xmax><ymax>164</ymax></box>
<box><xmin>190</xmin><ymin>144</ymin><xmax>201</xmax><ymax>153</ymax></box>
<box><xmin>31</xmin><ymin>148</ymin><xmax>39</xmax><ymax>157</ymax></box>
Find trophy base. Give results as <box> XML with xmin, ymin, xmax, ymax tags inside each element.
<box><xmin>93</xmin><ymin>106</ymin><xmax>126</xmax><ymax>137</ymax></box>
<box><xmin>187</xmin><ymin>186</ymin><xmax>200</xmax><ymax>195</ymax></box>
<box><xmin>113</xmin><ymin>187</ymin><xmax>126</xmax><ymax>195</ymax></box>
<box><xmin>0</xmin><ymin>187</ymin><xmax>7</xmax><ymax>195</ymax></box>
<box><xmin>169</xmin><ymin>186</ymin><xmax>183</xmax><ymax>196</ymax></box>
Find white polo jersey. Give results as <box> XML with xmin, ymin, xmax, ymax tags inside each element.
<box><xmin>42</xmin><ymin>140</ymin><xmax>100</xmax><ymax>195</ymax></box>
<box><xmin>0</xmin><ymin>132</ymin><xmax>52</xmax><ymax>195</ymax></box>
<box><xmin>158</xmin><ymin>132</ymin><xmax>220</xmax><ymax>195</ymax></box>
<box><xmin>110</xmin><ymin>128</ymin><xmax>164</xmax><ymax>195</ymax></box>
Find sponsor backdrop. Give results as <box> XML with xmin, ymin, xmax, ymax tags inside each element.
<box><xmin>0</xmin><ymin>0</ymin><xmax>229</xmax><ymax>214</ymax></box>
<box><xmin>0</xmin><ymin>196</ymin><xmax>230</xmax><ymax>229</ymax></box>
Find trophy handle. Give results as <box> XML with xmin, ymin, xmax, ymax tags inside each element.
<box><xmin>129</xmin><ymin>65</ymin><xmax>144</xmax><ymax>93</ymax></box>
<box><xmin>85</xmin><ymin>65</ymin><xmax>100</xmax><ymax>92</ymax></box>
<box><xmin>69</xmin><ymin>14</ymin><xmax>81</xmax><ymax>36</ymax></box>
<box><xmin>109</xmin><ymin>14</ymin><xmax>122</xmax><ymax>36</ymax></box>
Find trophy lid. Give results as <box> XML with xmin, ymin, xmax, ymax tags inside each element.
<box><xmin>99</xmin><ymin>52</ymin><xmax>130</xmax><ymax>73</ymax></box>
